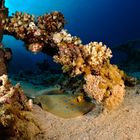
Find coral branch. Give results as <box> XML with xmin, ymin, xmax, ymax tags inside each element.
<box><xmin>3</xmin><ymin>11</ymin><xmax>65</xmax><ymax>53</ymax></box>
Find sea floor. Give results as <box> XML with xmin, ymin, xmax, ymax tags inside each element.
<box><xmin>10</xmin><ymin>76</ymin><xmax>140</xmax><ymax>140</ymax></box>
<box><xmin>32</xmin><ymin>84</ymin><xmax>140</xmax><ymax>140</ymax></box>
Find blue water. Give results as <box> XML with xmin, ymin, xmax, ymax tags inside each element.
<box><xmin>2</xmin><ymin>0</ymin><xmax>140</xmax><ymax>74</ymax></box>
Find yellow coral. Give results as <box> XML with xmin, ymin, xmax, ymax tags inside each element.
<box><xmin>83</xmin><ymin>66</ymin><xmax>91</xmax><ymax>75</ymax></box>
<box><xmin>83</xmin><ymin>63</ymin><xmax>125</xmax><ymax>110</ymax></box>
<box><xmin>103</xmin><ymin>85</ymin><xmax>125</xmax><ymax>110</ymax></box>
<box><xmin>75</xmin><ymin>56</ymin><xmax>84</xmax><ymax>67</ymax></box>
<box><xmin>100</xmin><ymin>63</ymin><xmax>124</xmax><ymax>85</ymax></box>
<box><xmin>53</xmin><ymin>29</ymin><xmax>125</xmax><ymax>110</ymax></box>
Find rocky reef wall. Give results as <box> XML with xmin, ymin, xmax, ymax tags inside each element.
<box><xmin>0</xmin><ymin>0</ymin><xmax>8</xmax><ymax>42</ymax></box>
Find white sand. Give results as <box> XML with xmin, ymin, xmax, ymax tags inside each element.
<box><xmin>25</xmin><ymin>84</ymin><xmax>140</xmax><ymax>140</ymax></box>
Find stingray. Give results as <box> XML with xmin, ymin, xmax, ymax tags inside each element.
<box><xmin>33</xmin><ymin>91</ymin><xmax>95</xmax><ymax>119</ymax></box>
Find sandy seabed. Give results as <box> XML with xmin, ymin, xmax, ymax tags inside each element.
<box><xmin>28</xmin><ymin>84</ymin><xmax>140</xmax><ymax>140</ymax></box>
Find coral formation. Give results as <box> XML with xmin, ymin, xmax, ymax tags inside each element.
<box><xmin>52</xmin><ymin>30</ymin><xmax>125</xmax><ymax>109</ymax></box>
<box><xmin>0</xmin><ymin>1</ymin><xmax>8</xmax><ymax>42</ymax></box>
<box><xmin>1</xmin><ymin>5</ymin><xmax>125</xmax><ymax>111</ymax></box>
<box><xmin>0</xmin><ymin>74</ymin><xmax>43</xmax><ymax>139</ymax></box>
<box><xmin>0</xmin><ymin>1</ymin><xmax>129</xmax><ymax>139</ymax></box>
<box><xmin>83</xmin><ymin>63</ymin><xmax>125</xmax><ymax>109</ymax></box>
<box><xmin>53</xmin><ymin>30</ymin><xmax>112</xmax><ymax>77</ymax></box>
<box><xmin>0</xmin><ymin>74</ymin><xmax>29</xmax><ymax>116</ymax></box>
<box><xmin>3</xmin><ymin>11</ymin><xmax>65</xmax><ymax>53</ymax></box>
<box><xmin>0</xmin><ymin>0</ymin><xmax>5</xmax><ymax>9</ymax></box>
<box><xmin>3</xmin><ymin>11</ymin><xmax>125</xmax><ymax>109</ymax></box>
<box><xmin>0</xmin><ymin>43</ymin><xmax>12</xmax><ymax>76</ymax></box>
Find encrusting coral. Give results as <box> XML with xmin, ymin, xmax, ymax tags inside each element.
<box><xmin>0</xmin><ymin>74</ymin><xmax>29</xmax><ymax>122</ymax></box>
<box><xmin>0</xmin><ymin>74</ymin><xmax>26</xmax><ymax>104</ymax></box>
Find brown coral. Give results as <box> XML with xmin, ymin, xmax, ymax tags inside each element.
<box><xmin>53</xmin><ymin>30</ymin><xmax>112</xmax><ymax>77</ymax></box>
<box><xmin>37</xmin><ymin>11</ymin><xmax>65</xmax><ymax>32</ymax></box>
<box><xmin>3</xmin><ymin>11</ymin><xmax>65</xmax><ymax>53</ymax></box>
<box><xmin>0</xmin><ymin>57</ymin><xmax>7</xmax><ymax>76</ymax></box>
<box><xmin>52</xmin><ymin>29</ymin><xmax>125</xmax><ymax>110</ymax></box>
<box><xmin>0</xmin><ymin>46</ymin><xmax>12</xmax><ymax>76</ymax></box>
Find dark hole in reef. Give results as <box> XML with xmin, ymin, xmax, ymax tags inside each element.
<box><xmin>0</xmin><ymin>79</ymin><xmax>2</xmax><ymax>86</ymax></box>
<box><xmin>36</xmin><ymin>102</ymin><xmax>42</xmax><ymax>108</ymax></box>
<box><xmin>0</xmin><ymin>126</ymin><xmax>12</xmax><ymax>140</ymax></box>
